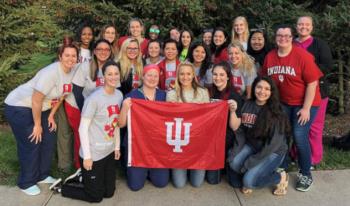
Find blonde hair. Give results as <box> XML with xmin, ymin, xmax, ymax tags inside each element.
<box><xmin>116</xmin><ymin>38</ymin><xmax>143</xmax><ymax>81</ymax></box>
<box><xmin>174</xmin><ymin>62</ymin><xmax>202</xmax><ymax>102</ymax></box>
<box><xmin>99</xmin><ymin>24</ymin><xmax>120</xmax><ymax>57</ymax></box>
<box><xmin>228</xmin><ymin>41</ymin><xmax>255</xmax><ymax>77</ymax></box>
<box><xmin>231</xmin><ymin>16</ymin><xmax>249</xmax><ymax>43</ymax></box>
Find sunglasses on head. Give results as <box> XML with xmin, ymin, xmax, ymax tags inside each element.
<box><xmin>149</xmin><ymin>28</ymin><xmax>160</xmax><ymax>34</ymax></box>
<box><xmin>250</xmin><ymin>28</ymin><xmax>265</xmax><ymax>32</ymax></box>
<box><xmin>203</xmin><ymin>28</ymin><xmax>214</xmax><ymax>33</ymax></box>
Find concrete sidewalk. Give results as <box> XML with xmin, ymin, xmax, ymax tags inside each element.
<box><xmin>0</xmin><ymin>170</ymin><xmax>349</xmax><ymax>206</ymax></box>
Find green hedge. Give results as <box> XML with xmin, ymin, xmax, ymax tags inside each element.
<box><xmin>1</xmin><ymin>0</ymin><xmax>349</xmax><ymax>121</ymax></box>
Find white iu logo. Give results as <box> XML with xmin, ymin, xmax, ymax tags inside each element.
<box><xmin>165</xmin><ymin>118</ymin><xmax>192</xmax><ymax>153</ymax></box>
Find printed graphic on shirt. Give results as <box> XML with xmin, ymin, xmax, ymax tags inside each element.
<box><xmin>104</xmin><ymin>105</ymin><xmax>120</xmax><ymax>140</ymax></box>
<box><xmin>241</xmin><ymin>112</ymin><xmax>257</xmax><ymax>128</ymax></box>
<box><xmin>267</xmin><ymin>66</ymin><xmax>296</xmax><ymax>81</ymax></box>
<box><xmin>132</xmin><ymin>69</ymin><xmax>140</xmax><ymax>89</ymax></box>
<box><xmin>96</xmin><ymin>77</ymin><xmax>105</xmax><ymax>87</ymax></box>
<box><xmin>51</xmin><ymin>83</ymin><xmax>73</xmax><ymax>108</ymax></box>
<box><xmin>231</xmin><ymin>75</ymin><xmax>243</xmax><ymax>94</ymax></box>
<box><xmin>63</xmin><ymin>83</ymin><xmax>73</xmax><ymax>94</ymax></box>
<box><xmin>165</xmin><ymin>71</ymin><xmax>176</xmax><ymax>90</ymax></box>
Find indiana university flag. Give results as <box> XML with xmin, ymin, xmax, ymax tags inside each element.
<box><xmin>127</xmin><ymin>99</ymin><xmax>228</xmax><ymax>170</ymax></box>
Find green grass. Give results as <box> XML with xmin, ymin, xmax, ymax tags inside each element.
<box><xmin>1</xmin><ymin>129</ymin><xmax>350</xmax><ymax>185</ymax></box>
<box><xmin>0</xmin><ymin>129</ymin><xmax>74</xmax><ymax>186</ymax></box>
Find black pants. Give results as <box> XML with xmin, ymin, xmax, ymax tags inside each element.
<box><xmin>62</xmin><ymin>152</ymin><xmax>116</xmax><ymax>203</ymax></box>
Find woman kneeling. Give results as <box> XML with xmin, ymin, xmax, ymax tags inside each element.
<box><xmin>227</xmin><ymin>76</ymin><xmax>290</xmax><ymax>195</ymax></box>
<box><xmin>52</xmin><ymin>61</ymin><xmax>123</xmax><ymax>203</ymax></box>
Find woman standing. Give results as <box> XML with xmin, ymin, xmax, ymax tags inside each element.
<box><xmin>144</xmin><ymin>39</ymin><xmax>164</xmax><ymax>65</ymax></box>
<box><xmin>77</xmin><ymin>25</ymin><xmax>94</xmax><ymax>63</ymax></box>
<box><xmin>212</xmin><ymin>27</ymin><xmax>230</xmax><ymax>64</ymax></box>
<box><xmin>99</xmin><ymin>24</ymin><xmax>120</xmax><ymax>57</ymax></box>
<box><xmin>65</xmin><ymin>39</ymin><xmax>113</xmax><ymax>169</ymax></box>
<box><xmin>52</xmin><ymin>60</ymin><xmax>123</xmax><ymax>203</ymax></box>
<box><xmin>166</xmin><ymin>62</ymin><xmax>210</xmax><ymax>188</ymax></box>
<box><xmin>178</xmin><ymin>29</ymin><xmax>194</xmax><ymax>62</ymax></box>
<box><xmin>295</xmin><ymin>16</ymin><xmax>333</xmax><ymax>166</ymax></box>
<box><xmin>202</xmin><ymin>28</ymin><xmax>213</xmax><ymax>47</ymax></box>
<box><xmin>116</xmin><ymin>38</ymin><xmax>143</xmax><ymax>95</ymax></box>
<box><xmin>158</xmin><ymin>39</ymin><xmax>180</xmax><ymax>90</ymax></box>
<box><xmin>148</xmin><ymin>24</ymin><xmax>161</xmax><ymax>41</ymax></box>
<box><xmin>118</xmin><ymin>18</ymin><xmax>149</xmax><ymax>56</ymax></box>
<box><xmin>228</xmin><ymin>41</ymin><xmax>257</xmax><ymax>99</ymax></box>
<box><xmin>247</xmin><ymin>28</ymin><xmax>271</xmax><ymax>73</ymax></box>
<box><xmin>4</xmin><ymin>37</ymin><xmax>79</xmax><ymax>195</ymax></box>
<box><xmin>187</xmin><ymin>41</ymin><xmax>213</xmax><ymax>88</ymax></box>
<box><xmin>118</xmin><ymin>64</ymin><xmax>169</xmax><ymax>191</ymax></box>
<box><xmin>207</xmin><ymin>61</ymin><xmax>243</xmax><ymax>184</ymax></box>
<box><xmin>231</xmin><ymin>16</ymin><xmax>250</xmax><ymax>51</ymax></box>
<box><xmin>227</xmin><ymin>76</ymin><xmax>290</xmax><ymax>196</ymax></box>
<box><xmin>262</xmin><ymin>25</ymin><xmax>323</xmax><ymax>192</ymax></box>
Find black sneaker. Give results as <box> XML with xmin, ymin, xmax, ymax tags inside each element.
<box><xmin>64</xmin><ymin>168</ymin><xmax>82</xmax><ymax>184</ymax></box>
<box><xmin>49</xmin><ymin>178</ymin><xmax>62</xmax><ymax>193</ymax></box>
<box><xmin>296</xmin><ymin>175</ymin><xmax>313</xmax><ymax>192</ymax></box>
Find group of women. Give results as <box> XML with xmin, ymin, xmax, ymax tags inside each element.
<box><xmin>4</xmin><ymin>15</ymin><xmax>332</xmax><ymax>202</ymax></box>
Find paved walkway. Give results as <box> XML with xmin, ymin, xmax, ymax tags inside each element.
<box><xmin>0</xmin><ymin>170</ymin><xmax>349</xmax><ymax>206</ymax></box>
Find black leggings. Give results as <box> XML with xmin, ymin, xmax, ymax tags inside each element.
<box><xmin>61</xmin><ymin>152</ymin><xmax>116</xmax><ymax>203</ymax></box>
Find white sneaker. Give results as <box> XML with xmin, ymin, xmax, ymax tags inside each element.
<box><xmin>21</xmin><ymin>185</ymin><xmax>41</xmax><ymax>196</ymax></box>
<box><xmin>49</xmin><ymin>178</ymin><xmax>62</xmax><ymax>192</ymax></box>
<box><xmin>38</xmin><ymin>176</ymin><xmax>57</xmax><ymax>184</ymax></box>
<box><xmin>64</xmin><ymin>168</ymin><xmax>82</xmax><ymax>183</ymax></box>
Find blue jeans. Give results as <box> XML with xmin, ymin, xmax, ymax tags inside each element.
<box><xmin>227</xmin><ymin>145</ymin><xmax>284</xmax><ymax>189</ymax></box>
<box><xmin>206</xmin><ymin>170</ymin><xmax>221</xmax><ymax>184</ymax></box>
<box><xmin>172</xmin><ymin>169</ymin><xmax>205</xmax><ymax>188</ymax></box>
<box><xmin>127</xmin><ymin>167</ymin><xmax>169</xmax><ymax>191</ymax></box>
<box><xmin>123</xmin><ymin>135</ymin><xmax>169</xmax><ymax>191</ymax></box>
<box><xmin>282</xmin><ymin>104</ymin><xmax>318</xmax><ymax>177</ymax></box>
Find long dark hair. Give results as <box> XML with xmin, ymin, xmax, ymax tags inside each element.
<box><xmin>187</xmin><ymin>41</ymin><xmax>212</xmax><ymax>78</ymax></box>
<box><xmin>210</xmin><ymin>61</ymin><xmax>233</xmax><ymax>100</ymax></box>
<box><xmin>76</xmin><ymin>24</ymin><xmax>94</xmax><ymax>51</ymax></box>
<box><xmin>178</xmin><ymin>29</ymin><xmax>194</xmax><ymax>57</ymax></box>
<box><xmin>90</xmin><ymin>39</ymin><xmax>113</xmax><ymax>81</ymax></box>
<box><xmin>212</xmin><ymin>27</ymin><xmax>230</xmax><ymax>57</ymax></box>
<box><xmin>249</xmin><ymin>76</ymin><xmax>291</xmax><ymax>142</ymax></box>
<box><xmin>246</xmin><ymin>29</ymin><xmax>271</xmax><ymax>66</ymax></box>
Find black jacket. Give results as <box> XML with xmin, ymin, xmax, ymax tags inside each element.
<box><xmin>306</xmin><ymin>37</ymin><xmax>333</xmax><ymax>98</ymax></box>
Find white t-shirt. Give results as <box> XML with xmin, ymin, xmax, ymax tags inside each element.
<box><xmin>165</xmin><ymin>62</ymin><xmax>176</xmax><ymax>90</ymax></box>
<box><xmin>79</xmin><ymin>48</ymin><xmax>91</xmax><ymax>63</ymax></box>
<box><xmin>231</xmin><ymin>67</ymin><xmax>257</xmax><ymax>96</ymax></box>
<box><xmin>5</xmin><ymin>62</ymin><xmax>76</xmax><ymax>111</ymax></box>
<box><xmin>79</xmin><ymin>87</ymin><xmax>123</xmax><ymax>161</ymax></box>
<box><xmin>65</xmin><ymin>62</ymin><xmax>104</xmax><ymax>108</ymax></box>
<box><xmin>195</xmin><ymin>66</ymin><xmax>213</xmax><ymax>87</ymax></box>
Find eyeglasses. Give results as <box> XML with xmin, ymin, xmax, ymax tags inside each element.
<box><xmin>127</xmin><ymin>47</ymin><xmax>139</xmax><ymax>52</ymax></box>
<box><xmin>149</xmin><ymin>28</ymin><xmax>160</xmax><ymax>34</ymax></box>
<box><xmin>276</xmin><ymin>34</ymin><xmax>292</xmax><ymax>39</ymax></box>
<box><xmin>95</xmin><ymin>48</ymin><xmax>111</xmax><ymax>53</ymax></box>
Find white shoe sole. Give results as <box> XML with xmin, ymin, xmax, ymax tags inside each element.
<box><xmin>64</xmin><ymin>168</ymin><xmax>81</xmax><ymax>183</ymax></box>
<box><xmin>49</xmin><ymin>178</ymin><xmax>62</xmax><ymax>190</ymax></box>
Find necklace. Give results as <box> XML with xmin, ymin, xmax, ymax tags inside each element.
<box><xmin>138</xmin><ymin>87</ymin><xmax>155</xmax><ymax>101</ymax></box>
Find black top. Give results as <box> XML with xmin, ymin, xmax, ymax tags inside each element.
<box><xmin>232</xmin><ymin>100</ymin><xmax>288</xmax><ymax>172</ymax></box>
<box><xmin>211</xmin><ymin>88</ymin><xmax>244</xmax><ymax>152</ymax></box>
<box><xmin>306</xmin><ymin>37</ymin><xmax>333</xmax><ymax>98</ymax></box>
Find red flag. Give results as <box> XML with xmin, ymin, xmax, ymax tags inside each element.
<box><xmin>127</xmin><ymin>99</ymin><xmax>228</xmax><ymax>170</ymax></box>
